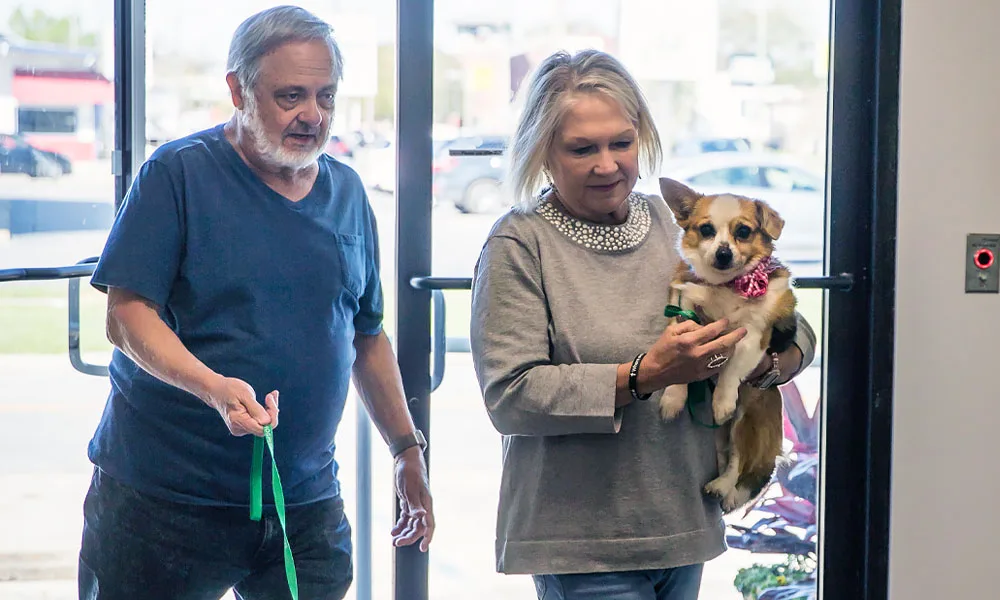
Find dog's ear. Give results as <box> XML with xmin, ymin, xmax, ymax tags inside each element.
<box><xmin>658</xmin><ymin>177</ymin><xmax>701</xmax><ymax>223</ymax></box>
<box><xmin>755</xmin><ymin>200</ymin><xmax>785</xmax><ymax>240</ymax></box>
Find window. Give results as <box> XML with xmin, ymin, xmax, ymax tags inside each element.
<box><xmin>0</xmin><ymin>1</ymin><xmax>117</xmax><ymax>595</ymax></box>
<box><xmin>763</xmin><ymin>166</ymin><xmax>822</xmax><ymax>192</ymax></box>
<box><xmin>688</xmin><ymin>167</ymin><xmax>764</xmax><ymax>188</ymax></box>
<box><xmin>17</xmin><ymin>107</ymin><xmax>79</xmax><ymax>134</ymax></box>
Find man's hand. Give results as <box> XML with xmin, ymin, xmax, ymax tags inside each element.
<box><xmin>391</xmin><ymin>447</ymin><xmax>435</xmax><ymax>552</ymax></box>
<box><xmin>204</xmin><ymin>377</ymin><xmax>278</xmax><ymax>437</ymax></box>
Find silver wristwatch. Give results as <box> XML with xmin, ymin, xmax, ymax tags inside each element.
<box><xmin>755</xmin><ymin>352</ymin><xmax>782</xmax><ymax>389</ymax></box>
<box><xmin>389</xmin><ymin>429</ymin><xmax>427</xmax><ymax>458</ymax></box>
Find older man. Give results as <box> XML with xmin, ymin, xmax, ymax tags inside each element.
<box><xmin>78</xmin><ymin>6</ymin><xmax>433</xmax><ymax>599</ymax></box>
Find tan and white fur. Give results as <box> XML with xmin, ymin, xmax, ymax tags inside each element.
<box><xmin>658</xmin><ymin>177</ymin><xmax>797</xmax><ymax>512</ymax></box>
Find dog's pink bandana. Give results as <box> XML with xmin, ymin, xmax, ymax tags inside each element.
<box><xmin>730</xmin><ymin>256</ymin><xmax>781</xmax><ymax>298</ymax></box>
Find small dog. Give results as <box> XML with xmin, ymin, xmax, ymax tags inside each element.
<box><xmin>658</xmin><ymin>177</ymin><xmax>798</xmax><ymax>512</ymax></box>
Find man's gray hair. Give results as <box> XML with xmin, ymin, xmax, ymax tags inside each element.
<box><xmin>227</xmin><ymin>5</ymin><xmax>344</xmax><ymax>92</ymax></box>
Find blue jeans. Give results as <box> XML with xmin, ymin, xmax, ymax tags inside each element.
<box><xmin>78</xmin><ymin>468</ymin><xmax>353</xmax><ymax>600</ymax></box>
<box><xmin>533</xmin><ymin>564</ymin><xmax>704</xmax><ymax>600</ymax></box>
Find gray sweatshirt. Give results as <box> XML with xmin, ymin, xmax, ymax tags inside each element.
<box><xmin>470</xmin><ymin>192</ymin><xmax>815</xmax><ymax>575</ymax></box>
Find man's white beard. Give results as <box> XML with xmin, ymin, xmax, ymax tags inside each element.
<box><xmin>239</xmin><ymin>98</ymin><xmax>325</xmax><ymax>171</ymax></box>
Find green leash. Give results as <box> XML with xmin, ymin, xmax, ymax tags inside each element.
<box><xmin>250</xmin><ymin>424</ymin><xmax>299</xmax><ymax>599</ymax></box>
<box><xmin>663</xmin><ymin>304</ymin><xmax>720</xmax><ymax>430</ymax></box>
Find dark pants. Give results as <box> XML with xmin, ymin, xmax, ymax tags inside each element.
<box><xmin>78</xmin><ymin>468</ymin><xmax>353</xmax><ymax>600</ymax></box>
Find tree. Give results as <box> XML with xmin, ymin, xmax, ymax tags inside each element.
<box><xmin>8</xmin><ymin>6</ymin><xmax>99</xmax><ymax>48</ymax></box>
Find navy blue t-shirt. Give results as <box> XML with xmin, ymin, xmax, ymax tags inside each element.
<box><xmin>89</xmin><ymin>124</ymin><xmax>383</xmax><ymax>507</ymax></box>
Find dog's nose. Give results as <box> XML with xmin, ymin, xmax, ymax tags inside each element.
<box><xmin>715</xmin><ymin>245</ymin><xmax>733</xmax><ymax>268</ymax></box>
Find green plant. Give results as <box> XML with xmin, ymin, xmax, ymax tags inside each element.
<box><xmin>734</xmin><ymin>555</ymin><xmax>815</xmax><ymax>600</ymax></box>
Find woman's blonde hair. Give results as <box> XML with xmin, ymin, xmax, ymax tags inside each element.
<box><xmin>505</xmin><ymin>49</ymin><xmax>662</xmax><ymax>212</ymax></box>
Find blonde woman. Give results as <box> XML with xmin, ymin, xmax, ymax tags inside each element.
<box><xmin>470</xmin><ymin>49</ymin><xmax>816</xmax><ymax>600</ymax></box>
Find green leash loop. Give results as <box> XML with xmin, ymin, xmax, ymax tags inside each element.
<box><xmin>663</xmin><ymin>304</ymin><xmax>721</xmax><ymax>430</ymax></box>
<box><xmin>250</xmin><ymin>424</ymin><xmax>299</xmax><ymax>599</ymax></box>
<box><xmin>663</xmin><ymin>304</ymin><xmax>699</xmax><ymax>323</ymax></box>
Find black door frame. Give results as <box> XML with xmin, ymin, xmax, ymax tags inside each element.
<box><xmin>113</xmin><ymin>0</ymin><xmax>145</xmax><ymax>208</ymax></box>
<box><xmin>393</xmin><ymin>0</ymin><xmax>435</xmax><ymax>598</ymax></box>
<box><xmin>104</xmin><ymin>0</ymin><xmax>901</xmax><ymax>598</ymax></box>
<box><xmin>820</xmin><ymin>0</ymin><xmax>899</xmax><ymax>598</ymax></box>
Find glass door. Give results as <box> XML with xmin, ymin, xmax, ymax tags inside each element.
<box><xmin>420</xmin><ymin>1</ymin><xmax>828</xmax><ymax>597</ymax></box>
<box><xmin>393</xmin><ymin>0</ymin><xmax>894</xmax><ymax>599</ymax></box>
<box><xmin>2</xmin><ymin>1</ymin><xmax>402</xmax><ymax>598</ymax></box>
<box><xmin>0</xmin><ymin>1</ymin><xmax>117</xmax><ymax>597</ymax></box>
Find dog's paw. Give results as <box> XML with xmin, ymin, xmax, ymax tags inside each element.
<box><xmin>659</xmin><ymin>386</ymin><xmax>687</xmax><ymax>420</ymax></box>
<box><xmin>712</xmin><ymin>388</ymin><xmax>738</xmax><ymax>424</ymax></box>
<box><xmin>670</xmin><ymin>280</ymin><xmax>705</xmax><ymax>300</ymax></box>
<box><xmin>720</xmin><ymin>486</ymin><xmax>753</xmax><ymax>513</ymax></box>
<box><xmin>676</xmin><ymin>283</ymin><xmax>709</xmax><ymax>306</ymax></box>
<box><xmin>704</xmin><ymin>476</ymin><xmax>735</xmax><ymax>499</ymax></box>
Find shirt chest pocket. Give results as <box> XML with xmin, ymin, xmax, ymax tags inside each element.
<box><xmin>334</xmin><ymin>233</ymin><xmax>366</xmax><ymax>300</ymax></box>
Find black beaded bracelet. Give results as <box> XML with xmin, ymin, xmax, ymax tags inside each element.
<box><xmin>628</xmin><ymin>353</ymin><xmax>652</xmax><ymax>401</ymax></box>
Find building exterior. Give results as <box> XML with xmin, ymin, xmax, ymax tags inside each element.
<box><xmin>0</xmin><ymin>34</ymin><xmax>113</xmax><ymax>162</ymax></box>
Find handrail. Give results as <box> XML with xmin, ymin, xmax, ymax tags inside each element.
<box><xmin>410</xmin><ymin>274</ymin><xmax>853</xmax><ymax>292</ymax></box>
<box><xmin>68</xmin><ymin>257</ymin><xmax>109</xmax><ymax>377</ymax></box>
<box><xmin>0</xmin><ymin>263</ymin><xmax>97</xmax><ymax>283</ymax></box>
<box><xmin>0</xmin><ymin>257</ymin><xmax>109</xmax><ymax>377</ymax></box>
<box><xmin>409</xmin><ymin>276</ymin><xmax>472</xmax><ymax>291</ymax></box>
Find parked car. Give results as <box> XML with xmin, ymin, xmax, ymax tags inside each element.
<box><xmin>636</xmin><ymin>152</ymin><xmax>826</xmax><ymax>263</ymax></box>
<box><xmin>432</xmin><ymin>134</ymin><xmax>508</xmax><ymax>214</ymax></box>
<box><xmin>671</xmin><ymin>136</ymin><xmax>752</xmax><ymax>157</ymax></box>
<box><xmin>325</xmin><ymin>134</ymin><xmax>355</xmax><ymax>159</ymax></box>
<box><xmin>355</xmin><ymin>134</ymin><xmax>453</xmax><ymax>195</ymax></box>
<box><xmin>0</xmin><ymin>133</ymin><xmax>71</xmax><ymax>177</ymax></box>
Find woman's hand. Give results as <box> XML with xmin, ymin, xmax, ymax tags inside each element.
<box><xmin>747</xmin><ymin>353</ymin><xmax>776</xmax><ymax>381</ymax></box>
<box><xmin>637</xmin><ymin>319</ymin><xmax>747</xmax><ymax>393</ymax></box>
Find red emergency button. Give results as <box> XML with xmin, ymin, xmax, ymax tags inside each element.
<box><xmin>974</xmin><ymin>248</ymin><xmax>994</xmax><ymax>269</ymax></box>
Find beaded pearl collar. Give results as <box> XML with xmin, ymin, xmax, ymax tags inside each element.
<box><xmin>535</xmin><ymin>192</ymin><xmax>651</xmax><ymax>253</ymax></box>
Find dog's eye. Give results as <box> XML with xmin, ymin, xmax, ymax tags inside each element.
<box><xmin>735</xmin><ymin>224</ymin><xmax>753</xmax><ymax>240</ymax></box>
<box><xmin>699</xmin><ymin>224</ymin><xmax>716</xmax><ymax>238</ymax></box>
